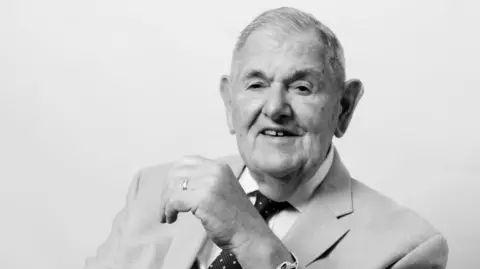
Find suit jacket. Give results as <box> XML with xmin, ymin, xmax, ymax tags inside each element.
<box><xmin>85</xmin><ymin>150</ymin><xmax>449</xmax><ymax>269</ymax></box>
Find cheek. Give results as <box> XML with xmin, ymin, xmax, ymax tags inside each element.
<box><xmin>295</xmin><ymin>97</ymin><xmax>336</xmax><ymax>133</ymax></box>
<box><xmin>232</xmin><ymin>93</ymin><xmax>264</xmax><ymax>130</ymax></box>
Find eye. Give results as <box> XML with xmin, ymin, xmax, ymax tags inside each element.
<box><xmin>292</xmin><ymin>83</ymin><xmax>313</xmax><ymax>94</ymax></box>
<box><xmin>247</xmin><ymin>82</ymin><xmax>266</xmax><ymax>90</ymax></box>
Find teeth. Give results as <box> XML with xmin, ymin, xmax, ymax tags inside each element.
<box><xmin>263</xmin><ymin>130</ymin><xmax>286</xmax><ymax>137</ymax></box>
<box><xmin>265</xmin><ymin>130</ymin><xmax>277</xmax><ymax>136</ymax></box>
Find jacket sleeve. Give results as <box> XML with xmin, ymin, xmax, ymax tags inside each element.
<box><xmin>83</xmin><ymin>171</ymin><xmax>172</xmax><ymax>269</ymax></box>
<box><xmin>389</xmin><ymin>234</ymin><xmax>449</xmax><ymax>269</ymax></box>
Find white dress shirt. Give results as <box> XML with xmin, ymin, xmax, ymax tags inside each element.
<box><xmin>196</xmin><ymin>146</ymin><xmax>335</xmax><ymax>268</ymax></box>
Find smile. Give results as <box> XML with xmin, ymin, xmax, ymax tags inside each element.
<box><xmin>260</xmin><ymin>128</ymin><xmax>299</xmax><ymax>137</ymax></box>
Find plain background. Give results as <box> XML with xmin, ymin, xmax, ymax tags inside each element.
<box><xmin>1</xmin><ymin>0</ymin><xmax>478</xmax><ymax>268</ymax></box>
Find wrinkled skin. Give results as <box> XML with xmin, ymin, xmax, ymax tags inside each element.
<box><xmin>221</xmin><ymin>28</ymin><xmax>363</xmax><ymax>201</ymax></box>
<box><xmin>160</xmin><ymin>155</ymin><xmax>270</xmax><ymax>250</ymax></box>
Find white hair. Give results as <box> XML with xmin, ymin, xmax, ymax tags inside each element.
<box><xmin>232</xmin><ymin>7</ymin><xmax>346</xmax><ymax>86</ymax></box>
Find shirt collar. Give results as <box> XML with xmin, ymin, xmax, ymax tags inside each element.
<box><xmin>239</xmin><ymin>145</ymin><xmax>335</xmax><ymax>212</ymax></box>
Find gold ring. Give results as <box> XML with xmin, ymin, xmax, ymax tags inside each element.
<box><xmin>181</xmin><ymin>179</ymin><xmax>188</xmax><ymax>191</ymax></box>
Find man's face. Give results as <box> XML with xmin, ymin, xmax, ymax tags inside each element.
<box><xmin>222</xmin><ymin>28</ymin><xmax>344</xmax><ymax>199</ymax></box>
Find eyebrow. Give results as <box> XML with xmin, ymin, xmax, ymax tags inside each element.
<box><xmin>241</xmin><ymin>69</ymin><xmax>270</xmax><ymax>83</ymax></box>
<box><xmin>240</xmin><ymin>67</ymin><xmax>324</xmax><ymax>84</ymax></box>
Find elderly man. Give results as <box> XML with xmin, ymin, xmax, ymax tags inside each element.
<box><xmin>85</xmin><ymin>7</ymin><xmax>448</xmax><ymax>269</ymax></box>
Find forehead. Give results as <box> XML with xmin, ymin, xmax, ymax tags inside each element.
<box><xmin>233</xmin><ymin>28</ymin><xmax>328</xmax><ymax>80</ymax></box>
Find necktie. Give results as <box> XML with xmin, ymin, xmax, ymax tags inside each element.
<box><xmin>207</xmin><ymin>191</ymin><xmax>292</xmax><ymax>269</ymax></box>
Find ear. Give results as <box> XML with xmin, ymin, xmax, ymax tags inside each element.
<box><xmin>335</xmin><ymin>79</ymin><xmax>364</xmax><ymax>138</ymax></box>
<box><xmin>219</xmin><ymin>75</ymin><xmax>235</xmax><ymax>134</ymax></box>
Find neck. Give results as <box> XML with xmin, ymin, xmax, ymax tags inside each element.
<box><xmin>247</xmin><ymin>145</ymin><xmax>331</xmax><ymax>201</ymax></box>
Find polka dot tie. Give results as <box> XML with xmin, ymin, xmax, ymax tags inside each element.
<box><xmin>207</xmin><ymin>191</ymin><xmax>292</xmax><ymax>269</ymax></box>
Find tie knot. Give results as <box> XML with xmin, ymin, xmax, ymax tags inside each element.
<box><xmin>253</xmin><ymin>191</ymin><xmax>292</xmax><ymax>221</ymax></box>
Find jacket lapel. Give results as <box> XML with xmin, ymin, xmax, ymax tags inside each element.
<box><xmin>283</xmin><ymin>148</ymin><xmax>354</xmax><ymax>266</ymax></box>
<box><xmin>160</xmin><ymin>155</ymin><xmax>246</xmax><ymax>269</ymax></box>
<box><xmin>217</xmin><ymin>150</ymin><xmax>354</xmax><ymax>267</ymax></box>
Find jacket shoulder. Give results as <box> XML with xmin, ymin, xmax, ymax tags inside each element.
<box><xmin>350</xmin><ymin>178</ymin><xmax>443</xmax><ymax>242</ymax></box>
<box><xmin>329</xmin><ymin>178</ymin><xmax>448</xmax><ymax>269</ymax></box>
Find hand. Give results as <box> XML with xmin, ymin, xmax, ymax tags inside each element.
<box><xmin>158</xmin><ymin>155</ymin><xmax>270</xmax><ymax>250</ymax></box>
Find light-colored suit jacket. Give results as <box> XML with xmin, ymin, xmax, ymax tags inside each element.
<box><xmin>85</xmin><ymin>150</ymin><xmax>449</xmax><ymax>269</ymax></box>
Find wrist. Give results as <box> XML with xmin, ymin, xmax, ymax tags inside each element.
<box><xmin>232</xmin><ymin>231</ymin><xmax>293</xmax><ymax>269</ymax></box>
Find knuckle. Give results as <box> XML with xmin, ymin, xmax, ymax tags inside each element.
<box><xmin>167</xmin><ymin>194</ymin><xmax>178</xmax><ymax>206</ymax></box>
<box><xmin>180</xmin><ymin>155</ymin><xmax>201</xmax><ymax>163</ymax></box>
<box><xmin>218</xmin><ymin>162</ymin><xmax>229</xmax><ymax>171</ymax></box>
<box><xmin>216</xmin><ymin>163</ymin><xmax>231</xmax><ymax>175</ymax></box>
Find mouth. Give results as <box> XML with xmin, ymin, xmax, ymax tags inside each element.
<box><xmin>259</xmin><ymin>127</ymin><xmax>300</xmax><ymax>137</ymax></box>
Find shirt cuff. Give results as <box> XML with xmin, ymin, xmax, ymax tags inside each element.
<box><xmin>276</xmin><ymin>251</ymin><xmax>298</xmax><ymax>269</ymax></box>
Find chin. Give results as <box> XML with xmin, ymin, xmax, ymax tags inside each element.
<box><xmin>250</xmin><ymin>152</ymin><xmax>299</xmax><ymax>179</ymax></box>
<box><xmin>245</xmin><ymin>152</ymin><xmax>303</xmax><ymax>201</ymax></box>
<box><xmin>254</xmin><ymin>167</ymin><xmax>300</xmax><ymax>201</ymax></box>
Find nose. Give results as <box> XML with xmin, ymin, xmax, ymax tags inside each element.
<box><xmin>262</xmin><ymin>84</ymin><xmax>293</xmax><ymax>123</ymax></box>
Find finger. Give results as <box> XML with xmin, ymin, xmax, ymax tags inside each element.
<box><xmin>169</xmin><ymin>166</ymin><xmax>198</xmax><ymax>181</ymax></box>
<box><xmin>182</xmin><ymin>155</ymin><xmax>205</xmax><ymax>162</ymax></box>
<box><xmin>159</xmin><ymin>172</ymin><xmax>195</xmax><ymax>223</ymax></box>
<box><xmin>159</xmin><ymin>176</ymin><xmax>177</xmax><ymax>223</ymax></box>
<box><xmin>175</xmin><ymin>155</ymin><xmax>206</xmax><ymax>168</ymax></box>
<box><xmin>164</xmin><ymin>192</ymin><xmax>192</xmax><ymax>224</ymax></box>
<box><xmin>159</xmin><ymin>192</ymin><xmax>169</xmax><ymax>224</ymax></box>
<box><xmin>160</xmin><ymin>156</ymin><xmax>205</xmax><ymax>223</ymax></box>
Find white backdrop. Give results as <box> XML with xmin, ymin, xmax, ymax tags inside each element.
<box><xmin>0</xmin><ymin>0</ymin><xmax>478</xmax><ymax>268</ymax></box>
